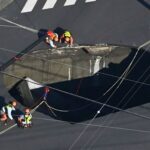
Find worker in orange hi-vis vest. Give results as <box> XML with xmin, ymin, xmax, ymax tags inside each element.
<box><xmin>46</xmin><ymin>30</ymin><xmax>59</xmax><ymax>48</ymax></box>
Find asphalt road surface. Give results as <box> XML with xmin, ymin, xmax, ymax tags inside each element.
<box><xmin>0</xmin><ymin>0</ymin><xmax>150</xmax><ymax>150</ymax></box>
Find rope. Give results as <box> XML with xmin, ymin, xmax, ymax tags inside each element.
<box><xmin>69</xmin><ymin>71</ymin><xmax>119</xmax><ymax>149</ymax></box>
<box><xmin>31</xmin><ymin>101</ymin><xmax>45</xmax><ymax>113</ymax></box>
<box><xmin>0</xmin><ymin>45</ymin><xmax>148</xmax><ymax>117</ymax></box>
<box><xmin>0</xmin><ymin>25</ymin><xmax>20</xmax><ymax>28</ymax></box>
<box><xmin>1</xmin><ymin>71</ymin><xmax>150</xmax><ymax>122</ymax></box>
<box><xmin>86</xmin><ymin>75</ymin><xmax>150</xmax><ymax>150</ymax></box>
<box><xmin>0</xmin><ymin>47</ymin><xmax>149</xmax><ymax>87</ymax></box>
<box><xmin>68</xmin><ymin>41</ymin><xmax>150</xmax><ymax>149</ymax></box>
<box><xmin>43</xmin><ymin>87</ymin><xmax>90</xmax><ymax>113</ymax></box>
<box><xmin>68</xmin><ymin>112</ymin><xmax>98</xmax><ymax>150</ymax></box>
<box><xmin>43</xmin><ymin>98</ymin><xmax>92</xmax><ymax>113</ymax></box>
<box><xmin>44</xmin><ymin>101</ymin><xmax>57</xmax><ymax>117</ymax></box>
<box><xmin>0</xmin><ymin>96</ymin><xmax>45</xmax><ymax>135</ymax></box>
<box><xmin>0</xmin><ymin>42</ymin><xmax>149</xmax><ymax>137</ymax></box>
<box><xmin>103</xmin><ymin>43</ymin><xmax>150</xmax><ymax>96</ymax></box>
<box><xmin>0</xmin><ymin>17</ymin><xmax>38</xmax><ymax>33</ymax></box>
<box><xmin>44</xmin><ymin>101</ymin><xmax>68</xmax><ymax>113</ymax></box>
<box><xmin>82</xmin><ymin>66</ymin><xmax>150</xmax><ymax>150</ymax></box>
<box><xmin>33</xmin><ymin>116</ymin><xmax>150</xmax><ymax>134</ymax></box>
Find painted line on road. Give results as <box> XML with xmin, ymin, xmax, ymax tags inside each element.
<box><xmin>64</xmin><ymin>0</ymin><xmax>77</xmax><ymax>6</ymax></box>
<box><xmin>0</xmin><ymin>17</ymin><xmax>38</xmax><ymax>33</ymax></box>
<box><xmin>86</xmin><ymin>0</ymin><xmax>96</xmax><ymax>2</ymax></box>
<box><xmin>43</xmin><ymin>0</ymin><xmax>57</xmax><ymax>10</ymax></box>
<box><xmin>21</xmin><ymin>0</ymin><xmax>38</xmax><ymax>13</ymax></box>
<box><xmin>21</xmin><ymin>0</ymin><xmax>97</xmax><ymax>13</ymax></box>
<box><xmin>0</xmin><ymin>124</ymin><xmax>17</xmax><ymax>135</ymax></box>
<box><xmin>0</xmin><ymin>25</ymin><xmax>20</xmax><ymax>28</ymax></box>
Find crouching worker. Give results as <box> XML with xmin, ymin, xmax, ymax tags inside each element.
<box><xmin>18</xmin><ymin>108</ymin><xmax>32</xmax><ymax>128</ymax></box>
<box><xmin>0</xmin><ymin>100</ymin><xmax>17</xmax><ymax>125</ymax></box>
<box><xmin>46</xmin><ymin>30</ymin><xmax>58</xmax><ymax>48</ymax></box>
<box><xmin>59</xmin><ymin>31</ymin><xmax>74</xmax><ymax>47</ymax></box>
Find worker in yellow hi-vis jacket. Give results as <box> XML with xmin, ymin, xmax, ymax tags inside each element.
<box><xmin>18</xmin><ymin>108</ymin><xmax>32</xmax><ymax>128</ymax></box>
<box><xmin>59</xmin><ymin>31</ymin><xmax>74</xmax><ymax>47</ymax></box>
<box><xmin>0</xmin><ymin>100</ymin><xmax>17</xmax><ymax>125</ymax></box>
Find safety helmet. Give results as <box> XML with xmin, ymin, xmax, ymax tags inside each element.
<box><xmin>25</xmin><ymin>108</ymin><xmax>30</xmax><ymax>113</ymax></box>
<box><xmin>47</xmin><ymin>31</ymin><xmax>52</xmax><ymax>36</ymax></box>
<box><xmin>12</xmin><ymin>100</ymin><xmax>17</xmax><ymax>107</ymax></box>
<box><xmin>64</xmin><ymin>31</ymin><xmax>71</xmax><ymax>37</ymax></box>
<box><xmin>65</xmin><ymin>37</ymin><xmax>70</xmax><ymax>43</ymax></box>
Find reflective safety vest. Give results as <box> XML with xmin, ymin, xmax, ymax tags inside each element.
<box><xmin>5</xmin><ymin>104</ymin><xmax>13</xmax><ymax>113</ymax></box>
<box><xmin>64</xmin><ymin>31</ymin><xmax>71</xmax><ymax>38</ymax></box>
<box><xmin>24</xmin><ymin>114</ymin><xmax>32</xmax><ymax>123</ymax></box>
<box><xmin>5</xmin><ymin>104</ymin><xmax>12</xmax><ymax>110</ymax></box>
<box><xmin>3</xmin><ymin>104</ymin><xmax>15</xmax><ymax>120</ymax></box>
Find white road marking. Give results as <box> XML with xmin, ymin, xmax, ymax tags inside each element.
<box><xmin>0</xmin><ymin>25</ymin><xmax>19</xmax><ymax>28</ymax></box>
<box><xmin>0</xmin><ymin>124</ymin><xmax>17</xmax><ymax>135</ymax></box>
<box><xmin>64</xmin><ymin>0</ymin><xmax>77</xmax><ymax>6</ymax></box>
<box><xmin>0</xmin><ymin>17</ymin><xmax>38</xmax><ymax>33</ymax></box>
<box><xmin>42</xmin><ymin>0</ymin><xmax>57</xmax><ymax>10</ymax></box>
<box><xmin>85</xmin><ymin>0</ymin><xmax>96</xmax><ymax>3</ymax></box>
<box><xmin>21</xmin><ymin>0</ymin><xmax>97</xmax><ymax>13</ymax></box>
<box><xmin>21</xmin><ymin>0</ymin><xmax>38</xmax><ymax>13</ymax></box>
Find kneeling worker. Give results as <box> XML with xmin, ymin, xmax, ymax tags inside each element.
<box><xmin>46</xmin><ymin>30</ymin><xmax>59</xmax><ymax>48</ymax></box>
<box><xmin>18</xmin><ymin>108</ymin><xmax>32</xmax><ymax>128</ymax></box>
<box><xmin>0</xmin><ymin>100</ymin><xmax>17</xmax><ymax>125</ymax></box>
<box><xmin>59</xmin><ymin>31</ymin><xmax>74</xmax><ymax>47</ymax></box>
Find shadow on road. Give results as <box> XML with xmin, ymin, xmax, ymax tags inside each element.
<box><xmin>137</xmin><ymin>0</ymin><xmax>150</xmax><ymax>10</ymax></box>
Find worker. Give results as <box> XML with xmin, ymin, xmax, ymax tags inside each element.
<box><xmin>0</xmin><ymin>100</ymin><xmax>17</xmax><ymax>125</ymax></box>
<box><xmin>46</xmin><ymin>30</ymin><xmax>58</xmax><ymax>48</ymax></box>
<box><xmin>43</xmin><ymin>87</ymin><xmax>50</xmax><ymax>100</ymax></box>
<box><xmin>59</xmin><ymin>31</ymin><xmax>74</xmax><ymax>47</ymax></box>
<box><xmin>18</xmin><ymin>108</ymin><xmax>32</xmax><ymax>128</ymax></box>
